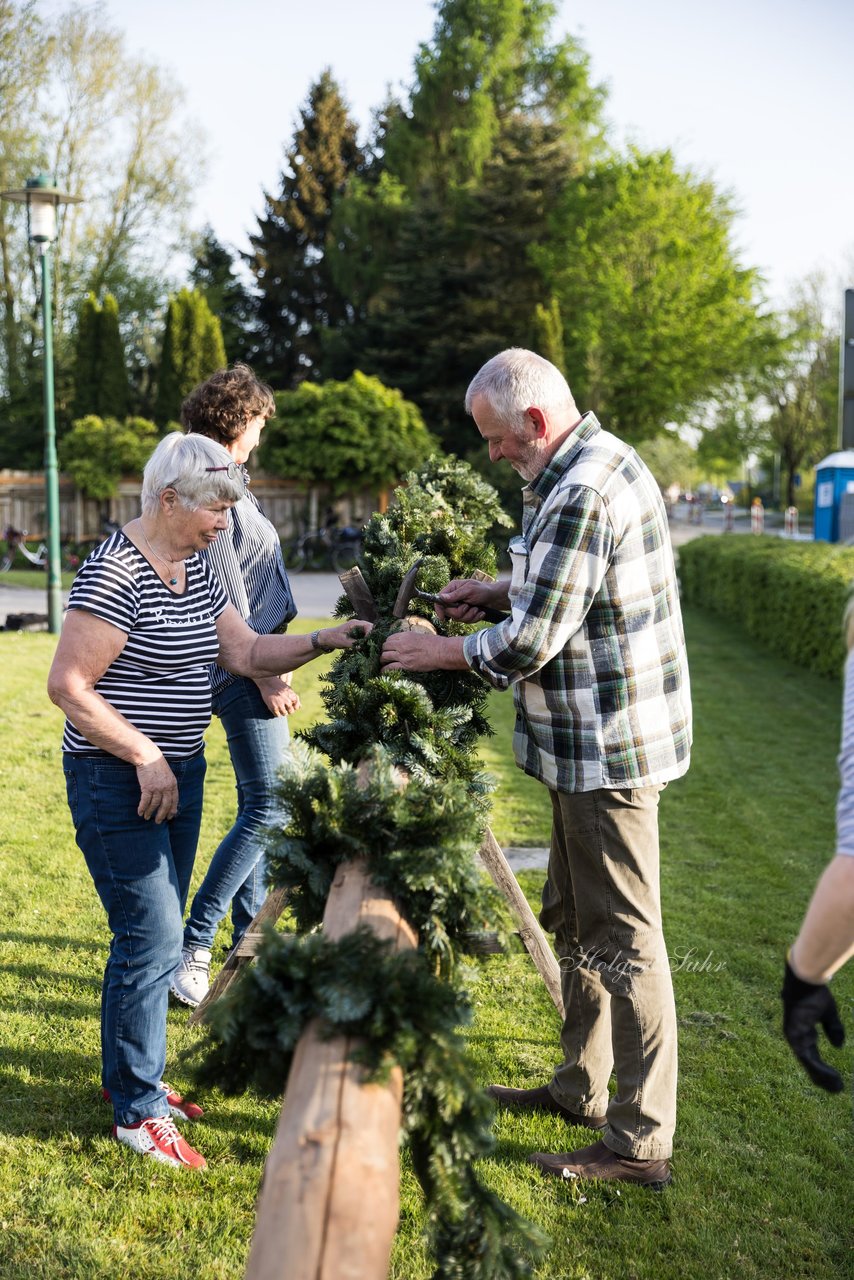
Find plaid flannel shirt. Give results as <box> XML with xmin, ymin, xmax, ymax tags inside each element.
<box><xmin>463</xmin><ymin>413</ymin><xmax>692</xmax><ymax>793</ymax></box>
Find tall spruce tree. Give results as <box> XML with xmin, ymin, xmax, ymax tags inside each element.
<box><xmin>381</xmin><ymin>0</ymin><xmax>604</xmax><ymax>195</ymax></box>
<box><xmin>246</xmin><ymin>69</ymin><xmax>364</xmax><ymax>387</ymax></box>
<box><xmin>324</xmin><ymin>1</ymin><xmax>606</xmax><ymax>442</ymax></box>
<box><xmin>333</xmin><ymin>118</ymin><xmax>586</xmax><ymax>448</ymax></box>
<box><xmin>71</xmin><ymin>292</ymin><xmax>130</xmax><ymax>422</ymax></box>
<box><xmin>155</xmin><ymin>288</ymin><xmax>227</xmax><ymax>426</ymax></box>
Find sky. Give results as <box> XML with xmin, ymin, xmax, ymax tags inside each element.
<box><xmin>57</xmin><ymin>0</ymin><xmax>854</xmax><ymax>310</ymax></box>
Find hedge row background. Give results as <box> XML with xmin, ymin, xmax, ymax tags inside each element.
<box><xmin>677</xmin><ymin>536</ymin><xmax>854</xmax><ymax>679</ymax></box>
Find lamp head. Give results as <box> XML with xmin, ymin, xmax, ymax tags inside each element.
<box><xmin>0</xmin><ymin>173</ymin><xmax>83</xmax><ymax>244</ymax></box>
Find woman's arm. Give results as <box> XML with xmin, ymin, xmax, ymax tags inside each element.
<box><xmin>47</xmin><ymin>610</ymin><xmax>179</xmax><ymax>823</ymax></box>
<box><xmin>254</xmin><ymin>674</ymin><xmax>301</xmax><ymax>717</ymax></box>
<box><xmin>215</xmin><ymin>603</ymin><xmax>371</xmax><ymax>677</ymax></box>
<box><xmin>789</xmin><ymin>855</ymin><xmax>854</xmax><ymax>983</ymax></box>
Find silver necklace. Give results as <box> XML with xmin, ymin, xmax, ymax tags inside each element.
<box><xmin>139</xmin><ymin>524</ymin><xmax>180</xmax><ymax>585</ymax></box>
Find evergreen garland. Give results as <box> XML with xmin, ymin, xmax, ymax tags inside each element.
<box><xmin>194</xmin><ymin>455</ymin><xmax>544</xmax><ymax>1277</ymax></box>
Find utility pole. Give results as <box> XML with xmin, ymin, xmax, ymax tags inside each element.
<box><xmin>840</xmin><ymin>288</ymin><xmax>854</xmax><ymax>449</ymax></box>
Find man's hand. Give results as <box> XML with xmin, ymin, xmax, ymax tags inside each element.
<box><xmin>435</xmin><ymin>577</ymin><xmax>509</xmax><ymax>623</ymax></box>
<box><xmin>781</xmin><ymin>959</ymin><xmax>846</xmax><ymax>1092</ymax></box>
<box><xmin>136</xmin><ymin>756</ymin><xmax>179</xmax><ymax>824</ymax></box>
<box><xmin>381</xmin><ymin>631</ymin><xmax>467</xmax><ymax>672</ymax></box>
<box><xmin>256</xmin><ymin>675</ymin><xmax>301</xmax><ymax>717</ymax></box>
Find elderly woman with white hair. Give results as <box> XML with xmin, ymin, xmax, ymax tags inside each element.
<box><xmin>48</xmin><ymin>432</ymin><xmax>371</xmax><ymax>1171</ymax></box>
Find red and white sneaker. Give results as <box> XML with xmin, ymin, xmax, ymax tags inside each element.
<box><xmin>113</xmin><ymin>1116</ymin><xmax>207</xmax><ymax>1169</ymax></box>
<box><xmin>102</xmin><ymin>1081</ymin><xmax>204</xmax><ymax>1122</ymax></box>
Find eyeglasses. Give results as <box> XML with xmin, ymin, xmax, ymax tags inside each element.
<box><xmin>205</xmin><ymin>463</ymin><xmax>242</xmax><ymax>480</ymax></box>
<box><xmin>163</xmin><ymin>461</ymin><xmax>244</xmax><ymax>492</ymax></box>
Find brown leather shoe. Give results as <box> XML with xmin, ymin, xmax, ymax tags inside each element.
<box><xmin>487</xmin><ymin>1083</ymin><xmax>607</xmax><ymax>1130</ymax></box>
<box><xmin>528</xmin><ymin>1138</ymin><xmax>671</xmax><ymax>1190</ymax></box>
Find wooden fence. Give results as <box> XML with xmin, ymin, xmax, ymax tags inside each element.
<box><xmin>0</xmin><ymin>469</ymin><xmax>381</xmax><ymax>544</ymax></box>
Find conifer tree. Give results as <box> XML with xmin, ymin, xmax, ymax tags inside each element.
<box><xmin>324</xmin><ymin>3</ymin><xmax>606</xmax><ymax>440</ymax></box>
<box><xmin>71</xmin><ymin>293</ymin><xmax>130</xmax><ymax>422</ymax></box>
<box><xmin>189</xmin><ymin>227</ymin><xmax>254</xmax><ymax>363</ymax></box>
<box><xmin>337</xmin><ymin>119</ymin><xmax>582</xmax><ymax>448</ymax></box>
<box><xmin>381</xmin><ymin>0</ymin><xmax>604</xmax><ymax>195</ymax></box>
<box><xmin>155</xmin><ymin>288</ymin><xmax>227</xmax><ymax>426</ymax></box>
<box><xmin>246</xmin><ymin>69</ymin><xmax>364</xmax><ymax>387</ymax></box>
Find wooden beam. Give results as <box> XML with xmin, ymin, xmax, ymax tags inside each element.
<box><xmin>478</xmin><ymin>827</ymin><xmax>564</xmax><ymax>1020</ymax></box>
<box><xmin>189</xmin><ymin>886</ymin><xmax>289</xmax><ymax>1027</ymax></box>
<box><xmin>337</xmin><ymin>566</ymin><xmax>378</xmax><ymax>621</ymax></box>
<box><xmin>244</xmin><ymin>858</ymin><xmax>417</xmax><ymax>1280</ymax></box>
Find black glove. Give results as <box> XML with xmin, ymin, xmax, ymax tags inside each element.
<box><xmin>781</xmin><ymin>959</ymin><xmax>845</xmax><ymax>1093</ymax></box>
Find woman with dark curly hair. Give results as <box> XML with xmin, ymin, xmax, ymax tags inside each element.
<box><xmin>170</xmin><ymin>363</ymin><xmax>298</xmax><ymax>1008</ymax></box>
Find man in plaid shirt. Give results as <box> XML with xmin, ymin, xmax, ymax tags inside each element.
<box><xmin>382</xmin><ymin>348</ymin><xmax>691</xmax><ymax>1189</ymax></box>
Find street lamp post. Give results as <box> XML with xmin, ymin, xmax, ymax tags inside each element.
<box><xmin>1</xmin><ymin>174</ymin><xmax>82</xmax><ymax>633</ymax></box>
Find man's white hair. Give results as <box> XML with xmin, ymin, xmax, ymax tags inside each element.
<box><xmin>464</xmin><ymin>348</ymin><xmax>576</xmax><ymax>433</ymax></box>
<box><xmin>141</xmin><ymin>432</ymin><xmax>245</xmax><ymax>515</ymax></box>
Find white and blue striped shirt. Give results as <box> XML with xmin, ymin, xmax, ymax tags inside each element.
<box><xmin>63</xmin><ymin>532</ymin><xmax>230</xmax><ymax>758</ymax></box>
<box><xmin>836</xmin><ymin>649</ymin><xmax>854</xmax><ymax>857</ymax></box>
<box><xmin>201</xmin><ymin>471</ymin><xmax>296</xmax><ymax>694</ymax></box>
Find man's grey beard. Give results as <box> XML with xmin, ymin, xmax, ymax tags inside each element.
<box><xmin>509</xmin><ymin>444</ymin><xmax>545</xmax><ymax>483</ymax></box>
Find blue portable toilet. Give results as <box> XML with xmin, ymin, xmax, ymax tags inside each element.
<box><xmin>814</xmin><ymin>452</ymin><xmax>854</xmax><ymax>542</ymax></box>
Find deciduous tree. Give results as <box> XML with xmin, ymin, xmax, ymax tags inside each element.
<box><xmin>258</xmin><ymin>371</ymin><xmax>437</xmax><ymax>495</ymax></box>
<box><xmin>535</xmin><ymin>149</ymin><xmax>775</xmax><ymax>440</ymax></box>
<box><xmin>765</xmin><ymin>286</ymin><xmax>839</xmax><ymax>508</ymax></box>
<box><xmin>0</xmin><ymin>0</ymin><xmax>202</xmax><ymax>464</ymax></box>
<box><xmin>59</xmin><ymin>413</ymin><xmax>158</xmax><ymax>501</ymax></box>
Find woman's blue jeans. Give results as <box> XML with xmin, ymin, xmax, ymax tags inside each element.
<box><xmin>63</xmin><ymin>750</ymin><xmax>206</xmax><ymax>1126</ymax></box>
<box><xmin>183</xmin><ymin>677</ymin><xmax>290</xmax><ymax>952</ymax></box>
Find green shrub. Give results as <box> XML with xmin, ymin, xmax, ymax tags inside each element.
<box><xmin>677</xmin><ymin>535</ymin><xmax>854</xmax><ymax>679</ymax></box>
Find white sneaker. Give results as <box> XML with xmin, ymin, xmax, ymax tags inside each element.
<box><xmin>114</xmin><ymin>1116</ymin><xmax>207</xmax><ymax>1169</ymax></box>
<box><xmin>170</xmin><ymin>946</ymin><xmax>212</xmax><ymax>1008</ymax></box>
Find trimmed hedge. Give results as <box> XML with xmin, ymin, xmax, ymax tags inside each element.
<box><xmin>677</xmin><ymin>536</ymin><xmax>854</xmax><ymax>679</ymax></box>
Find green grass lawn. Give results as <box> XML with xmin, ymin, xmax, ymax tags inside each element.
<box><xmin>0</xmin><ymin>567</ymin><xmax>79</xmax><ymax>590</ymax></box>
<box><xmin>1</xmin><ymin>609</ymin><xmax>852</xmax><ymax>1279</ymax></box>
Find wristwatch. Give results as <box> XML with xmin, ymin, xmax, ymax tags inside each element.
<box><xmin>310</xmin><ymin>629</ymin><xmax>334</xmax><ymax>652</ymax></box>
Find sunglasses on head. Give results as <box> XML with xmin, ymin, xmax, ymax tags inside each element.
<box><xmin>205</xmin><ymin>463</ymin><xmax>242</xmax><ymax>480</ymax></box>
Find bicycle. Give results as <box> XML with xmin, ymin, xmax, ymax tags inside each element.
<box><xmin>1</xmin><ymin>526</ymin><xmax>47</xmax><ymax>571</ymax></box>
<box><xmin>284</xmin><ymin>519</ymin><xmax>365</xmax><ymax>574</ymax></box>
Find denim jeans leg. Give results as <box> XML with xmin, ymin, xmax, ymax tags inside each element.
<box><xmin>63</xmin><ymin>752</ymin><xmax>206</xmax><ymax>1126</ymax></box>
<box><xmin>183</xmin><ymin>677</ymin><xmax>290</xmax><ymax>952</ymax></box>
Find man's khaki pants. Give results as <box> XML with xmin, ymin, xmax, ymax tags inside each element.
<box><xmin>540</xmin><ymin>785</ymin><xmax>677</xmax><ymax>1159</ymax></box>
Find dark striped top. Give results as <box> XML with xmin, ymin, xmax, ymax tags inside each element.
<box><xmin>62</xmin><ymin>531</ymin><xmax>230</xmax><ymax>759</ymax></box>
<box><xmin>201</xmin><ymin>473</ymin><xmax>296</xmax><ymax>695</ymax></box>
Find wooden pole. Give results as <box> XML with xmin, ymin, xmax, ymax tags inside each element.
<box><xmin>478</xmin><ymin>827</ymin><xmax>564</xmax><ymax>1020</ymax></box>
<box><xmin>244</xmin><ymin>858</ymin><xmax>417</xmax><ymax>1280</ymax></box>
<box><xmin>189</xmin><ymin>887</ymin><xmax>290</xmax><ymax>1027</ymax></box>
